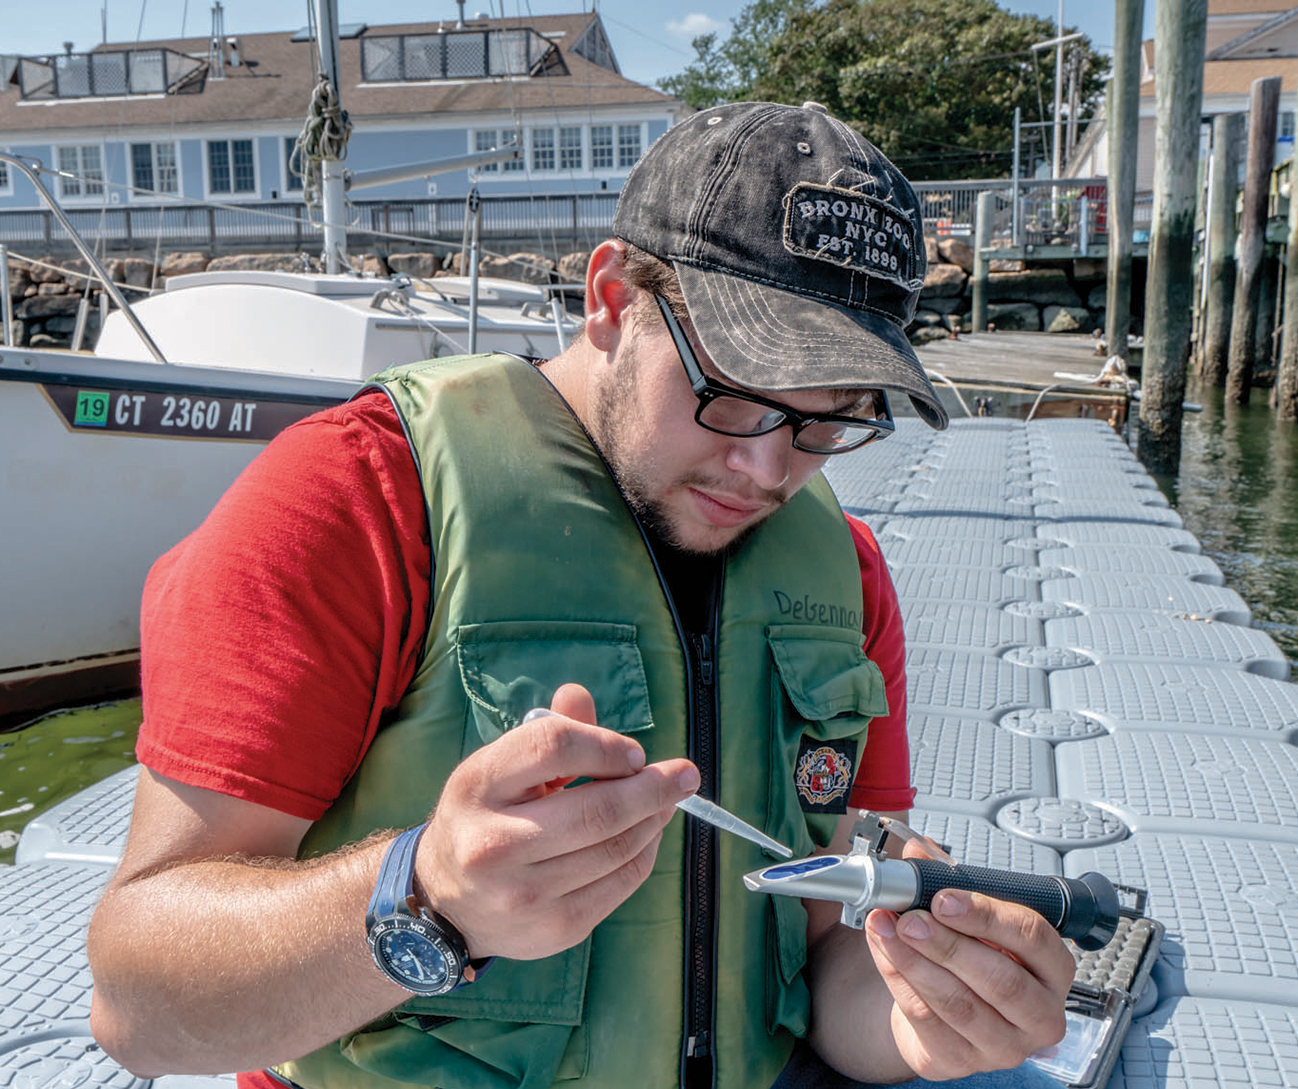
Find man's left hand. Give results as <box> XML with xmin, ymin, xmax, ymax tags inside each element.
<box><xmin>863</xmin><ymin>836</ymin><xmax>1077</xmax><ymax>1080</ymax></box>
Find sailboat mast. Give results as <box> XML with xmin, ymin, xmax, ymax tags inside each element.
<box><xmin>314</xmin><ymin>0</ymin><xmax>348</xmax><ymax>273</ymax></box>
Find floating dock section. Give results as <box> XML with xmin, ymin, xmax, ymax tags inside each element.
<box><xmin>3</xmin><ymin>417</ymin><xmax>1298</xmax><ymax>1087</ymax></box>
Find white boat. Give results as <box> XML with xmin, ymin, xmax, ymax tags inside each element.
<box><xmin>0</xmin><ymin>0</ymin><xmax>584</xmax><ymax>724</ymax></box>
<box><xmin>94</xmin><ymin>269</ymin><xmax>579</xmax><ymax>380</ymax></box>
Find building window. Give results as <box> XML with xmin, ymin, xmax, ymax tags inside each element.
<box><xmin>472</xmin><ymin>128</ymin><xmax>523</xmax><ymax>173</ymax></box>
<box><xmin>55</xmin><ymin>144</ymin><xmax>105</xmax><ymax>199</ymax></box>
<box><xmin>0</xmin><ymin>155</ymin><xmax>9</xmax><ymax>195</ymax></box>
<box><xmin>532</xmin><ymin>127</ymin><xmax>556</xmax><ymax>171</ymax></box>
<box><xmin>560</xmin><ymin>126</ymin><xmax>583</xmax><ymax>171</ymax></box>
<box><xmin>591</xmin><ymin>125</ymin><xmax>614</xmax><ymax>170</ymax></box>
<box><xmin>618</xmin><ymin>124</ymin><xmax>642</xmax><ymax>169</ymax></box>
<box><xmin>207</xmin><ymin>138</ymin><xmax>256</xmax><ymax>195</ymax></box>
<box><xmin>284</xmin><ymin>136</ymin><xmax>304</xmax><ymax>191</ymax></box>
<box><xmin>1282</xmin><ymin>111</ymin><xmax>1296</xmax><ymax>141</ymax></box>
<box><xmin>130</xmin><ymin>141</ymin><xmax>178</xmax><ymax>196</ymax></box>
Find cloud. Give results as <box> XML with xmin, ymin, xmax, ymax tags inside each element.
<box><xmin>666</xmin><ymin>12</ymin><xmax>724</xmax><ymax>39</ymax></box>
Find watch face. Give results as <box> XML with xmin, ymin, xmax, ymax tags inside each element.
<box><xmin>371</xmin><ymin>917</ymin><xmax>460</xmax><ymax>994</ymax></box>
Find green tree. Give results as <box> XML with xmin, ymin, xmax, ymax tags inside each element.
<box><xmin>660</xmin><ymin>0</ymin><xmax>1106</xmax><ymax>181</ymax></box>
<box><xmin>658</xmin><ymin>0</ymin><xmax>813</xmax><ymax>109</ymax></box>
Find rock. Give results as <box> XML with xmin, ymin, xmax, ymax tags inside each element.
<box><xmin>26</xmin><ymin>257</ymin><xmax>64</xmax><ymax>284</ymax></box>
<box><xmin>911</xmin><ymin>309</ymin><xmax>945</xmax><ymax>328</ymax></box>
<box><xmin>160</xmin><ymin>251</ymin><xmax>210</xmax><ymax>277</ymax></box>
<box><xmin>42</xmin><ymin>315</ymin><xmax>79</xmax><ymax>335</ymax></box>
<box><xmin>908</xmin><ymin>324</ymin><xmax>950</xmax><ymax>345</ymax></box>
<box><xmin>16</xmin><ymin>293</ymin><xmax>80</xmax><ymax>318</ymax></box>
<box><xmin>353</xmin><ymin>253</ymin><xmax>390</xmax><ymax>277</ymax></box>
<box><xmin>1043</xmin><ymin>305</ymin><xmax>1093</xmax><ymax>334</ymax></box>
<box><xmin>1072</xmin><ymin>258</ymin><xmax>1106</xmax><ymax>283</ymax></box>
<box><xmin>6</xmin><ymin>270</ymin><xmax>31</xmax><ymax>298</ymax></box>
<box><xmin>37</xmin><ymin>282</ymin><xmax>68</xmax><ymax>295</ymax></box>
<box><xmin>987</xmin><ymin>269</ymin><xmax>1081</xmax><ymax>307</ymax></box>
<box><xmin>558</xmin><ymin>251</ymin><xmax>589</xmax><ymax>281</ymax></box>
<box><xmin>921</xmin><ymin>263</ymin><xmax>966</xmax><ymax>299</ymax></box>
<box><xmin>922</xmin><ymin>294</ymin><xmax>967</xmax><ymax>316</ymax></box>
<box><xmin>924</xmin><ymin>237</ymin><xmax>941</xmax><ymax>265</ymax></box>
<box><xmin>386</xmin><ymin>252</ymin><xmax>439</xmax><ymax>279</ymax></box>
<box><xmin>206</xmin><ymin>253</ymin><xmax>305</xmax><ymax>272</ymax></box>
<box><xmin>989</xmin><ymin>258</ymin><xmax>1025</xmax><ymax>273</ymax></box>
<box><xmin>122</xmin><ymin>257</ymin><xmax>157</xmax><ymax>289</ymax></box>
<box><xmin>29</xmin><ymin>333</ymin><xmax>63</xmax><ymax>347</ymax></box>
<box><xmin>57</xmin><ymin>257</ymin><xmax>123</xmax><ymax>288</ymax></box>
<box><xmin>506</xmin><ymin>252</ymin><xmax>557</xmax><ymax>284</ymax></box>
<box><xmin>1087</xmin><ymin>284</ymin><xmax>1107</xmax><ymax>310</ymax></box>
<box><xmin>479</xmin><ymin>255</ymin><xmax>515</xmax><ymax>278</ymax></box>
<box><xmin>943</xmin><ymin>313</ymin><xmax>967</xmax><ymax>333</ymax></box>
<box><xmin>986</xmin><ymin>302</ymin><xmax>1040</xmax><ymax>331</ymax></box>
<box><xmin>938</xmin><ymin>237</ymin><xmax>974</xmax><ymax>273</ymax></box>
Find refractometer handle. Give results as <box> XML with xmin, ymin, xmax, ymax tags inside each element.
<box><xmin>906</xmin><ymin>860</ymin><xmax>1120</xmax><ymax>951</ymax></box>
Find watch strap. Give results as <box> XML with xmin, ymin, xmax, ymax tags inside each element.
<box><xmin>366</xmin><ymin>822</ymin><xmax>426</xmax><ymax>930</ymax></box>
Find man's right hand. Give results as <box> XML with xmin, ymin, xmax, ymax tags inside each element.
<box><xmin>416</xmin><ymin>682</ymin><xmax>699</xmax><ymax>961</ymax></box>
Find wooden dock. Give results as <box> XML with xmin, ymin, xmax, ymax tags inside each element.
<box><xmin>913</xmin><ymin>331</ymin><xmax>1134</xmax><ymax>422</ymax></box>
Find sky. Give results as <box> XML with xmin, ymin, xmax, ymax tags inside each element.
<box><xmin>2</xmin><ymin>1</ymin><xmax>1156</xmax><ymax>89</ymax></box>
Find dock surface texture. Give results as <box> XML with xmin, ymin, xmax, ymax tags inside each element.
<box><xmin>3</xmin><ymin>418</ymin><xmax>1297</xmax><ymax>1088</ymax></box>
<box><xmin>915</xmin><ymin>332</ymin><xmax>1119</xmax><ymax>393</ymax></box>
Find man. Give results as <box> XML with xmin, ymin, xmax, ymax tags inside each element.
<box><xmin>88</xmin><ymin>102</ymin><xmax>1074</xmax><ymax>1089</ymax></box>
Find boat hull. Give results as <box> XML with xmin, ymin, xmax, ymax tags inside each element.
<box><xmin>0</xmin><ymin>347</ymin><xmax>356</xmax><ymax>721</ymax></box>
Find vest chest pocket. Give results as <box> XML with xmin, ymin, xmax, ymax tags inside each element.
<box><xmin>763</xmin><ymin>624</ymin><xmax>888</xmax><ymax>1030</ymax></box>
<box><xmin>456</xmin><ymin>620</ymin><xmax>654</xmax><ymax>747</ymax></box>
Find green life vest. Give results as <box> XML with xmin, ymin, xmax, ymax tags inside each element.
<box><xmin>277</xmin><ymin>354</ymin><xmax>888</xmax><ymax>1089</ymax></box>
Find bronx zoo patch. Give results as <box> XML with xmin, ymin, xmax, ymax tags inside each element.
<box><xmin>794</xmin><ymin>737</ymin><xmax>857</xmax><ymax>814</ymax></box>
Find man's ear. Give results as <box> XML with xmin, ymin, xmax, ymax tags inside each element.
<box><xmin>584</xmin><ymin>240</ymin><xmax>639</xmax><ymax>352</ymax></box>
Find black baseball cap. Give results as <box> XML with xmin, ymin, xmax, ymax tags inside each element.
<box><xmin>614</xmin><ymin>101</ymin><xmax>948</xmax><ymax>430</ymax></box>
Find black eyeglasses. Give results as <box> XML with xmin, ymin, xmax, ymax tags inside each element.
<box><xmin>653</xmin><ymin>295</ymin><xmax>895</xmax><ymax>455</ymax></box>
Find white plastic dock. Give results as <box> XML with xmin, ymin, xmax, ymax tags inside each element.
<box><xmin>3</xmin><ymin>417</ymin><xmax>1297</xmax><ymax>1088</ymax></box>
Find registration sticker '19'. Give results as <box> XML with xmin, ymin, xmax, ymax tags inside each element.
<box><xmin>74</xmin><ymin>390</ymin><xmax>110</xmax><ymax>427</ymax></box>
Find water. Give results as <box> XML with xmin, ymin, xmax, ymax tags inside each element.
<box><xmin>1154</xmin><ymin>379</ymin><xmax>1298</xmax><ymax>669</ymax></box>
<box><xmin>0</xmin><ymin>699</ymin><xmax>140</xmax><ymax>865</ymax></box>
<box><xmin>4</xmin><ymin>386</ymin><xmax>1298</xmax><ymax>861</ymax></box>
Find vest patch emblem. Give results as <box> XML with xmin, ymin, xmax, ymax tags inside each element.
<box><xmin>795</xmin><ymin>738</ymin><xmax>857</xmax><ymax>813</ymax></box>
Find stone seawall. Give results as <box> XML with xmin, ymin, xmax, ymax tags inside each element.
<box><xmin>2</xmin><ymin>241</ymin><xmax>1135</xmax><ymax>351</ymax></box>
<box><xmin>912</xmin><ymin>236</ymin><xmax>1139</xmax><ymax>343</ymax></box>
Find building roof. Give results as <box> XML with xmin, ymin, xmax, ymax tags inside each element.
<box><xmin>1139</xmin><ymin>52</ymin><xmax>1298</xmax><ymax>97</ymax></box>
<box><xmin>1207</xmin><ymin>7</ymin><xmax>1298</xmax><ymax>58</ymax></box>
<box><xmin>0</xmin><ymin>13</ymin><xmax>676</xmax><ymax>136</ymax></box>
<box><xmin>1208</xmin><ymin>0</ymin><xmax>1291</xmax><ymax>13</ymax></box>
<box><xmin>1140</xmin><ymin>1</ymin><xmax>1298</xmax><ymax>97</ymax></box>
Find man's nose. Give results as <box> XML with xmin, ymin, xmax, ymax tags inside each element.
<box><xmin>725</xmin><ymin>428</ymin><xmax>793</xmax><ymax>491</ymax></box>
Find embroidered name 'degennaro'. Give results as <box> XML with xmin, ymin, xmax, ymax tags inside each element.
<box><xmin>783</xmin><ymin>183</ymin><xmax>918</xmax><ymax>286</ymax></box>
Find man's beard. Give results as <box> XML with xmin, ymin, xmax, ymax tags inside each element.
<box><xmin>588</xmin><ymin>336</ymin><xmax>788</xmax><ymax>558</ymax></box>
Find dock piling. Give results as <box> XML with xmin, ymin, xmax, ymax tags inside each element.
<box><xmin>1139</xmin><ymin>0</ymin><xmax>1208</xmax><ymax>473</ymax></box>
<box><xmin>971</xmin><ymin>191</ymin><xmax>994</xmax><ymax>333</ymax></box>
<box><xmin>1199</xmin><ymin>113</ymin><xmax>1243</xmax><ymax>384</ymax></box>
<box><xmin>1277</xmin><ymin>139</ymin><xmax>1298</xmax><ymax>419</ymax></box>
<box><xmin>1106</xmin><ymin>0</ymin><xmax>1145</xmax><ymax>364</ymax></box>
<box><xmin>1226</xmin><ymin>76</ymin><xmax>1282</xmax><ymax>405</ymax></box>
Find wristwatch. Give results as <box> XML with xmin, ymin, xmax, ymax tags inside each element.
<box><xmin>365</xmin><ymin>822</ymin><xmax>483</xmax><ymax>996</ymax></box>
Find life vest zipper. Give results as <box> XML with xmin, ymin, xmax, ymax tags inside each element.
<box><xmin>682</xmin><ymin>593</ymin><xmax>721</xmax><ymax>1089</ymax></box>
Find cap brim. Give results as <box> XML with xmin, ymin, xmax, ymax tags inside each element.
<box><xmin>675</xmin><ymin>264</ymin><xmax>949</xmax><ymax>431</ymax></box>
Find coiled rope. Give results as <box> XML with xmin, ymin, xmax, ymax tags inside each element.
<box><xmin>292</xmin><ymin>72</ymin><xmax>353</xmax><ymax>225</ymax></box>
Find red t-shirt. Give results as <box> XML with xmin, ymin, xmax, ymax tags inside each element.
<box><xmin>136</xmin><ymin>391</ymin><xmax>914</xmax><ymax>1087</ymax></box>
